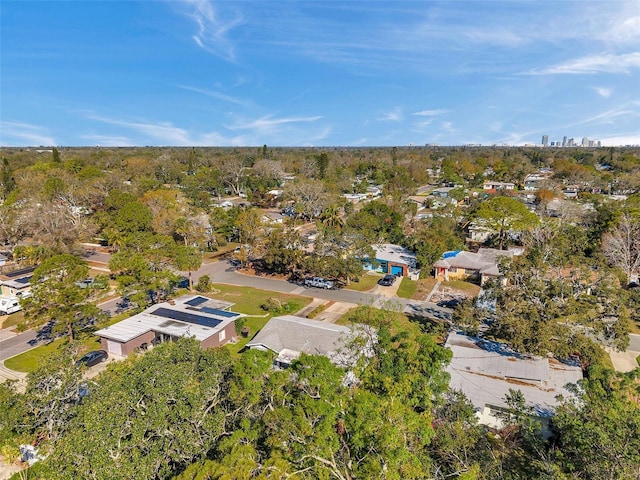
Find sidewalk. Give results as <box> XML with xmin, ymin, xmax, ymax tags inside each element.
<box><xmin>0</xmin><ymin>362</ymin><xmax>27</xmax><ymax>389</ymax></box>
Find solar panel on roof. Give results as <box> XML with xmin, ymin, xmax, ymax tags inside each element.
<box><xmin>150</xmin><ymin>307</ymin><xmax>222</xmax><ymax>329</ymax></box>
<box><xmin>185</xmin><ymin>296</ymin><xmax>208</xmax><ymax>307</ymax></box>
<box><xmin>15</xmin><ymin>277</ymin><xmax>31</xmax><ymax>285</ymax></box>
<box><xmin>199</xmin><ymin>306</ymin><xmax>238</xmax><ymax>318</ymax></box>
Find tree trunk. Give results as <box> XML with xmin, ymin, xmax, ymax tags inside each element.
<box><xmin>67</xmin><ymin>321</ymin><xmax>74</xmax><ymax>342</ymax></box>
<box><xmin>189</xmin><ymin>271</ymin><xmax>193</xmax><ymax>292</ymax></box>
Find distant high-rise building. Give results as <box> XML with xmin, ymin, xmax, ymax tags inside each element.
<box><xmin>568</xmin><ymin>138</ymin><xmax>575</xmax><ymax>147</ymax></box>
<box><xmin>562</xmin><ymin>136</ymin><xmax>567</xmax><ymax>147</ymax></box>
<box><xmin>542</xmin><ymin>135</ymin><xmax>549</xmax><ymax>147</ymax></box>
<box><xmin>582</xmin><ymin>137</ymin><xmax>589</xmax><ymax>146</ymax></box>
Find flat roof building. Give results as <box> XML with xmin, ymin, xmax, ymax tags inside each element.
<box><xmin>445</xmin><ymin>333</ymin><xmax>582</xmax><ymax>435</ymax></box>
<box><xmin>95</xmin><ymin>295</ymin><xmax>243</xmax><ymax>357</ymax></box>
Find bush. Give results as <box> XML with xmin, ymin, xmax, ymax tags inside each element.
<box><xmin>260</xmin><ymin>298</ymin><xmax>301</xmax><ymax>315</ymax></box>
<box><xmin>234</xmin><ymin>318</ymin><xmax>246</xmax><ymax>335</ymax></box>
<box><xmin>260</xmin><ymin>298</ymin><xmax>283</xmax><ymax>313</ymax></box>
<box><xmin>307</xmin><ymin>304</ymin><xmax>327</xmax><ymax>319</ymax></box>
<box><xmin>195</xmin><ymin>275</ymin><xmax>212</xmax><ymax>293</ymax></box>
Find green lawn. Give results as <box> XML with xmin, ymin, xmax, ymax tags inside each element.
<box><xmin>0</xmin><ymin>311</ymin><xmax>25</xmax><ymax>329</ymax></box>
<box><xmin>396</xmin><ymin>277</ymin><xmax>418</xmax><ymax>298</ymax></box>
<box><xmin>208</xmin><ymin>284</ymin><xmax>312</xmax><ymax>316</ymax></box>
<box><xmin>4</xmin><ymin>334</ymin><xmax>103</xmax><ymax>373</ymax></box>
<box><xmin>344</xmin><ymin>273</ymin><xmax>382</xmax><ymax>292</ymax></box>
<box><xmin>206</xmin><ymin>284</ymin><xmax>313</xmax><ymax>356</ymax></box>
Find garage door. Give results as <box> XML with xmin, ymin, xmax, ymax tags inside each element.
<box><xmin>106</xmin><ymin>340</ymin><xmax>122</xmax><ymax>356</ymax></box>
<box><xmin>391</xmin><ymin>265</ymin><xmax>404</xmax><ymax>276</ymax></box>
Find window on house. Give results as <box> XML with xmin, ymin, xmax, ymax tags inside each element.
<box><xmin>219</xmin><ymin>330</ymin><xmax>226</xmax><ymax>342</ymax></box>
<box><xmin>448</xmin><ymin>267</ymin><xmax>458</xmax><ymax>273</ymax></box>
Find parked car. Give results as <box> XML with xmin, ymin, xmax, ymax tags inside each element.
<box><xmin>304</xmin><ymin>277</ymin><xmax>335</xmax><ymax>289</ymax></box>
<box><xmin>378</xmin><ymin>274</ymin><xmax>397</xmax><ymax>286</ymax></box>
<box><xmin>75</xmin><ymin>350</ymin><xmax>108</xmax><ymax>368</ymax></box>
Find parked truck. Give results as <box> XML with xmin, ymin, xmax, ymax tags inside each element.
<box><xmin>303</xmin><ymin>277</ymin><xmax>335</xmax><ymax>290</ymax></box>
<box><xmin>0</xmin><ymin>297</ymin><xmax>22</xmax><ymax>315</ymax></box>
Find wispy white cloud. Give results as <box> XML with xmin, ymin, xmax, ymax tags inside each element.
<box><xmin>177</xmin><ymin>84</ymin><xmax>251</xmax><ymax>107</ymax></box>
<box><xmin>85</xmin><ymin>112</ymin><xmax>326</xmax><ymax>146</ymax></box>
<box><xmin>441</xmin><ymin>121</ymin><xmax>454</xmax><ymax>132</ymax></box>
<box><xmin>378</xmin><ymin>107</ymin><xmax>403</xmax><ymax>122</ymax></box>
<box><xmin>574</xmin><ymin>106</ymin><xmax>638</xmax><ymax>126</ymax></box>
<box><xmin>413</xmin><ymin>109</ymin><xmax>449</xmax><ymax>116</ymax></box>
<box><xmin>181</xmin><ymin>0</ymin><xmax>243</xmax><ymax>61</ymax></box>
<box><xmin>79</xmin><ymin>134</ymin><xmax>134</xmax><ymax>147</ymax></box>
<box><xmin>226</xmin><ymin>114</ymin><xmax>322</xmax><ymax>132</ymax></box>
<box><xmin>0</xmin><ymin>121</ymin><xmax>56</xmax><ymax>146</ymax></box>
<box><xmin>592</xmin><ymin>86</ymin><xmax>613</xmax><ymax>98</ymax></box>
<box><xmin>598</xmin><ymin>134</ymin><xmax>640</xmax><ymax>146</ymax></box>
<box><xmin>598</xmin><ymin>13</ymin><xmax>640</xmax><ymax>45</ymax></box>
<box><xmin>528</xmin><ymin>52</ymin><xmax>640</xmax><ymax>75</ymax></box>
<box><xmin>87</xmin><ymin>114</ymin><xmax>192</xmax><ymax>144</ymax></box>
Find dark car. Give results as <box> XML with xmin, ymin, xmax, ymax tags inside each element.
<box><xmin>75</xmin><ymin>350</ymin><xmax>108</xmax><ymax>368</ymax></box>
<box><xmin>379</xmin><ymin>274</ymin><xmax>397</xmax><ymax>286</ymax></box>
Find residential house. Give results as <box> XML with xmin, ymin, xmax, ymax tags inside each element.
<box><xmin>343</xmin><ymin>193</ymin><xmax>368</xmax><ymax>204</ymax></box>
<box><xmin>0</xmin><ymin>254</ymin><xmax>7</xmax><ymax>267</ymax></box>
<box><xmin>445</xmin><ymin>332</ymin><xmax>582</xmax><ymax>436</ymax></box>
<box><xmin>431</xmin><ymin>186</ymin><xmax>455</xmax><ymax>198</ymax></box>
<box><xmin>245</xmin><ymin>315</ymin><xmax>375</xmax><ymax>368</ymax></box>
<box><xmin>94</xmin><ymin>295</ymin><xmax>243</xmax><ymax>357</ymax></box>
<box><xmin>261</xmin><ymin>211</ymin><xmax>284</xmax><ymax>225</ymax></box>
<box><xmin>366</xmin><ymin>185</ymin><xmax>383</xmax><ymax>198</ymax></box>
<box><xmin>434</xmin><ymin>248</ymin><xmax>517</xmax><ymax>285</ymax></box>
<box><xmin>0</xmin><ymin>267</ymin><xmax>35</xmax><ymax>298</ymax></box>
<box><xmin>365</xmin><ymin>243</ymin><xmax>419</xmax><ymax>279</ymax></box>
<box><xmin>483</xmin><ymin>181</ymin><xmax>515</xmax><ymax>191</ymax></box>
<box><xmin>465</xmin><ymin>222</ymin><xmax>495</xmax><ymax>243</ymax></box>
<box><xmin>523</xmin><ymin>170</ymin><xmax>553</xmax><ymax>191</ymax></box>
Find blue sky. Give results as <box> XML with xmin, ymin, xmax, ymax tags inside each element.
<box><xmin>1</xmin><ymin>1</ymin><xmax>639</xmax><ymax>147</ymax></box>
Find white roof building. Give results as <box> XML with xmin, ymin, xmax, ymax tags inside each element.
<box><xmin>445</xmin><ymin>333</ymin><xmax>582</xmax><ymax>433</ymax></box>
<box><xmin>95</xmin><ymin>295</ymin><xmax>243</xmax><ymax>357</ymax></box>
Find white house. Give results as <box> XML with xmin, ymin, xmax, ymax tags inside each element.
<box><xmin>445</xmin><ymin>333</ymin><xmax>582</xmax><ymax>436</ymax></box>
<box><xmin>483</xmin><ymin>181</ymin><xmax>515</xmax><ymax>191</ymax></box>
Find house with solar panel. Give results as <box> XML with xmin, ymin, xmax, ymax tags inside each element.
<box><xmin>94</xmin><ymin>295</ymin><xmax>243</xmax><ymax>357</ymax></box>
<box><xmin>0</xmin><ymin>267</ymin><xmax>35</xmax><ymax>299</ymax></box>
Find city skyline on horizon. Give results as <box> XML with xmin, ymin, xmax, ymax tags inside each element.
<box><xmin>1</xmin><ymin>1</ymin><xmax>639</xmax><ymax>148</ymax></box>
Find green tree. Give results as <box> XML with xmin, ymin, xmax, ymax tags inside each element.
<box><xmin>173</xmin><ymin>245</ymin><xmax>203</xmax><ymax>291</ymax></box>
<box><xmin>0</xmin><ymin>157</ymin><xmax>17</xmax><ymax>199</ymax></box>
<box><xmin>474</xmin><ymin>196</ymin><xmax>539</xmax><ymax>249</ymax></box>
<box><xmin>553</xmin><ymin>369</ymin><xmax>640</xmax><ymax>480</ymax></box>
<box><xmin>44</xmin><ymin>339</ymin><xmax>233</xmax><ymax>480</ymax></box>
<box><xmin>51</xmin><ymin>147</ymin><xmax>61</xmax><ymax>163</ymax></box>
<box><xmin>23</xmin><ymin>254</ymin><xmax>99</xmax><ymax>341</ymax></box>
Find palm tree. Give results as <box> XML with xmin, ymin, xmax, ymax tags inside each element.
<box><xmin>320</xmin><ymin>204</ymin><xmax>344</xmax><ymax>230</ymax></box>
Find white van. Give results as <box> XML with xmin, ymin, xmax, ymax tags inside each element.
<box><xmin>0</xmin><ymin>297</ymin><xmax>22</xmax><ymax>315</ymax></box>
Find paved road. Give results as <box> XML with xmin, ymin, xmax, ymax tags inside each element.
<box><xmin>190</xmin><ymin>259</ymin><xmax>453</xmax><ymax>321</ymax></box>
<box><xmin>97</xmin><ymin>296</ymin><xmax>132</xmax><ymax>316</ymax></box>
<box><xmin>0</xmin><ymin>330</ymin><xmax>37</xmax><ymax>361</ymax></box>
